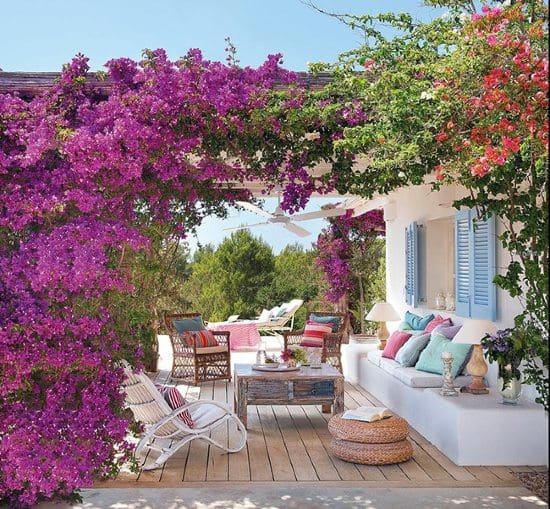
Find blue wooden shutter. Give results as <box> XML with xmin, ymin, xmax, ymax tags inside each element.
<box><xmin>455</xmin><ymin>210</ymin><xmax>471</xmax><ymax>317</ymax></box>
<box><xmin>470</xmin><ymin>214</ymin><xmax>496</xmax><ymax>320</ymax></box>
<box><xmin>405</xmin><ymin>222</ymin><xmax>418</xmax><ymax>307</ymax></box>
<box><xmin>454</xmin><ymin>209</ymin><xmax>497</xmax><ymax>320</ymax></box>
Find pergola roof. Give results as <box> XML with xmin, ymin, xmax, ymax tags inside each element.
<box><xmin>0</xmin><ymin>70</ymin><xmax>375</xmax><ymax>213</ymax></box>
<box><xmin>0</xmin><ymin>71</ymin><xmax>334</xmax><ymax>97</ymax></box>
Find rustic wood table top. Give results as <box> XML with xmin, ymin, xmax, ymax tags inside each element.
<box><xmin>234</xmin><ymin>363</ymin><xmax>343</xmax><ymax>380</ymax></box>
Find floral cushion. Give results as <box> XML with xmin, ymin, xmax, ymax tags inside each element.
<box><xmin>155</xmin><ymin>384</ymin><xmax>194</xmax><ymax>428</ymax></box>
<box><xmin>299</xmin><ymin>321</ymin><xmax>332</xmax><ymax>348</ymax></box>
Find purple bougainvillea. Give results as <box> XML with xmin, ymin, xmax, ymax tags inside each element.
<box><xmin>315</xmin><ymin>209</ymin><xmax>385</xmax><ymax>302</ymax></box>
<box><xmin>0</xmin><ymin>50</ymin><xmax>361</xmax><ymax>506</ymax></box>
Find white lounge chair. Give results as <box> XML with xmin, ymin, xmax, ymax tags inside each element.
<box><xmin>121</xmin><ymin>363</ymin><xmax>247</xmax><ymax>470</ymax></box>
<box><xmin>256</xmin><ymin>299</ymin><xmax>304</xmax><ymax>335</ymax></box>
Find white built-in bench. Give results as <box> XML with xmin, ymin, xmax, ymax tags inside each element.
<box><xmin>358</xmin><ymin>350</ymin><xmax>548</xmax><ymax>466</ymax></box>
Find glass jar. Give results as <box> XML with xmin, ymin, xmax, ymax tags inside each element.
<box><xmin>255</xmin><ymin>341</ymin><xmax>266</xmax><ymax>365</ymax></box>
<box><xmin>435</xmin><ymin>292</ymin><xmax>446</xmax><ymax>310</ymax></box>
<box><xmin>445</xmin><ymin>292</ymin><xmax>455</xmax><ymax>311</ymax></box>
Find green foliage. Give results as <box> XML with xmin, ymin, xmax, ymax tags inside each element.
<box><xmin>257</xmin><ymin>244</ymin><xmax>324</xmax><ymax>329</ymax></box>
<box><xmin>312</xmin><ymin>0</ymin><xmax>548</xmax><ymax>408</ymax></box>
<box><xmin>184</xmin><ymin>231</ymin><xmax>275</xmax><ymax>321</ymax></box>
<box><xmin>348</xmin><ymin>238</ymin><xmax>386</xmax><ymax>334</ymax></box>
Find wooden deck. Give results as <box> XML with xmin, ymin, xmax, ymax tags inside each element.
<box><xmin>95</xmin><ymin>380</ymin><xmax>544</xmax><ymax>489</ymax></box>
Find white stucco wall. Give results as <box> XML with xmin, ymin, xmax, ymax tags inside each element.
<box><xmin>382</xmin><ymin>183</ymin><xmax>537</xmax><ymax>398</ymax></box>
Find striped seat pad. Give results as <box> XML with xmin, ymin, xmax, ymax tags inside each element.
<box><xmin>299</xmin><ymin>320</ymin><xmax>332</xmax><ymax>348</ymax></box>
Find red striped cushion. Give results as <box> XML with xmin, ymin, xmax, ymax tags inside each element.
<box><xmin>182</xmin><ymin>330</ymin><xmax>219</xmax><ymax>348</ymax></box>
<box><xmin>299</xmin><ymin>320</ymin><xmax>332</xmax><ymax>348</ymax></box>
<box><xmin>156</xmin><ymin>384</ymin><xmax>194</xmax><ymax>428</ymax></box>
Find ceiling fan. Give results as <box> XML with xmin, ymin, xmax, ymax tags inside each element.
<box><xmin>223</xmin><ymin>192</ymin><xmax>348</xmax><ymax>237</ymax></box>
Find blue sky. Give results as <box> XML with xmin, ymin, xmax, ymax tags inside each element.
<box><xmin>2</xmin><ymin>0</ymin><xmax>442</xmax><ymax>253</ymax></box>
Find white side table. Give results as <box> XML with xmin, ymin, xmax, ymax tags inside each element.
<box><xmin>342</xmin><ymin>337</ymin><xmax>378</xmax><ymax>383</ymax></box>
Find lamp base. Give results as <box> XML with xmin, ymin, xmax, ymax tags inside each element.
<box><xmin>377</xmin><ymin>322</ymin><xmax>389</xmax><ymax>350</ymax></box>
<box><xmin>460</xmin><ymin>374</ymin><xmax>489</xmax><ymax>395</ymax></box>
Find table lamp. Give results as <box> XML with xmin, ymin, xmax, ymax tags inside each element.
<box><xmin>365</xmin><ymin>302</ymin><xmax>400</xmax><ymax>350</ymax></box>
<box><xmin>453</xmin><ymin>319</ymin><xmax>496</xmax><ymax>394</ymax></box>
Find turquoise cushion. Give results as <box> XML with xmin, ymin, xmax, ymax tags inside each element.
<box><xmin>415</xmin><ymin>333</ymin><xmax>472</xmax><ymax>378</ymax></box>
<box><xmin>173</xmin><ymin>316</ymin><xmax>206</xmax><ymax>333</ymax></box>
<box><xmin>397</xmin><ymin>320</ymin><xmax>414</xmax><ymax>332</ymax></box>
<box><xmin>310</xmin><ymin>314</ymin><xmax>342</xmax><ymax>333</ymax></box>
<box><xmin>395</xmin><ymin>333</ymin><xmax>431</xmax><ymax>367</ymax></box>
<box><xmin>405</xmin><ymin>311</ymin><xmax>435</xmax><ymax>331</ymax></box>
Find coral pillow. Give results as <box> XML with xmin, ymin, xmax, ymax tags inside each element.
<box><xmin>181</xmin><ymin>330</ymin><xmax>219</xmax><ymax>348</ymax></box>
<box><xmin>155</xmin><ymin>385</ymin><xmax>194</xmax><ymax>428</ymax></box>
<box><xmin>382</xmin><ymin>330</ymin><xmax>413</xmax><ymax>359</ymax></box>
<box><xmin>424</xmin><ymin>315</ymin><xmax>453</xmax><ymax>333</ymax></box>
<box><xmin>299</xmin><ymin>321</ymin><xmax>333</xmax><ymax>348</ymax></box>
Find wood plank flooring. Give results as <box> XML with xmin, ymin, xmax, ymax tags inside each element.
<box><xmin>95</xmin><ymin>380</ymin><xmax>533</xmax><ymax>489</ymax></box>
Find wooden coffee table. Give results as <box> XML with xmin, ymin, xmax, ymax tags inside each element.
<box><xmin>233</xmin><ymin>363</ymin><xmax>344</xmax><ymax>428</ymax></box>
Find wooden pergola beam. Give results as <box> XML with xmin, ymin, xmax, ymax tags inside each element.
<box><xmin>0</xmin><ymin>71</ymin><xmax>334</xmax><ymax>97</ymax></box>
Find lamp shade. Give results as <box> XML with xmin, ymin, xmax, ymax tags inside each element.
<box><xmin>453</xmin><ymin>319</ymin><xmax>497</xmax><ymax>345</ymax></box>
<box><xmin>365</xmin><ymin>302</ymin><xmax>400</xmax><ymax>322</ymax></box>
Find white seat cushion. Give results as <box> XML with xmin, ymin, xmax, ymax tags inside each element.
<box><xmin>196</xmin><ymin>346</ymin><xmax>228</xmax><ymax>355</ymax></box>
<box><xmin>367</xmin><ymin>349</ymin><xmax>383</xmax><ymax>367</ymax></box>
<box><xmin>379</xmin><ymin>357</ymin><xmax>401</xmax><ymax>375</ymax></box>
<box><xmin>190</xmin><ymin>404</ymin><xmax>227</xmax><ymax>429</ymax></box>
<box><xmin>392</xmin><ymin>366</ymin><xmax>470</xmax><ymax>388</ymax></box>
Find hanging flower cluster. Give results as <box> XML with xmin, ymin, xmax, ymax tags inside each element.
<box><xmin>0</xmin><ymin>50</ymin><xmax>360</xmax><ymax>506</ymax></box>
<box><xmin>315</xmin><ymin>209</ymin><xmax>385</xmax><ymax>302</ymax></box>
<box><xmin>432</xmin><ymin>3</ymin><xmax>548</xmax><ymax>181</ymax></box>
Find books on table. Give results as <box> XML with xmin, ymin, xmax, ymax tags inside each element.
<box><xmin>342</xmin><ymin>406</ymin><xmax>393</xmax><ymax>423</ymax></box>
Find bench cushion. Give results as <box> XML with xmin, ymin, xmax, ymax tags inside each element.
<box><xmin>392</xmin><ymin>366</ymin><xmax>470</xmax><ymax>388</ymax></box>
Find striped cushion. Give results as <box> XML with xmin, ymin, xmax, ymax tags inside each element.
<box><xmin>181</xmin><ymin>330</ymin><xmax>219</xmax><ymax>348</ymax></box>
<box><xmin>155</xmin><ymin>385</ymin><xmax>194</xmax><ymax>428</ymax></box>
<box><xmin>299</xmin><ymin>320</ymin><xmax>332</xmax><ymax>348</ymax></box>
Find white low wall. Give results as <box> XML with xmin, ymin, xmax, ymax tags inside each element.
<box><xmin>359</xmin><ymin>356</ymin><xmax>549</xmax><ymax>466</ymax></box>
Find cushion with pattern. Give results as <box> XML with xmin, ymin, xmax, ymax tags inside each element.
<box><xmin>155</xmin><ymin>384</ymin><xmax>194</xmax><ymax>428</ymax></box>
<box><xmin>299</xmin><ymin>321</ymin><xmax>333</xmax><ymax>348</ymax></box>
<box><xmin>181</xmin><ymin>329</ymin><xmax>219</xmax><ymax>348</ymax></box>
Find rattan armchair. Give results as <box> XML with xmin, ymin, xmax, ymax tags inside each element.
<box><xmin>164</xmin><ymin>313</ymin><xmax>231</xmax><ymax>386</ymax></box>
<box><xmin>283</xmin><ymin>311</ymin><xmax>348</xmax><ymax>372</ymax></box>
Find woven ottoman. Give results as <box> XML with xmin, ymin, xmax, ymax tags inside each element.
<box><xmin>328</xmin><ymin>413</ymin><xmax>413</xmax><ymax>465</ymax></box>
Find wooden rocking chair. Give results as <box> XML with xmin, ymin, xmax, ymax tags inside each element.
<box><xmin>121</xmin><ymin>363</ymin><xmax>247</xmax><ymax>470</ymax></box>
<box><xmin>283</xmin><ymin>311</ymin><xmax>348</xmax><ymax>372</ymax></box>
<box><xmin>164</xmin><ymin>312</ymin><xmax>231</xmax><ymax>385</ymax></box>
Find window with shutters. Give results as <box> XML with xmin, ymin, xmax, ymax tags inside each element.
<box><xmin>405</xmin><ymin>222</ymin><xmax>426</xmax><ymax>307</ymax></box>
<box><xmin>454</xmin><ymin>209</ymin><xmax>496</xmax><ymax>320</ymax></box>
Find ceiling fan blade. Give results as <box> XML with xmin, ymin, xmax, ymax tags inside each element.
<box><xmin>235</xmin><ymin>201</ymin><xmax>274</xmax><ymax>219</ymax></box>
<box><xmin>290</xmin><ymin>208</ymin><xmax>348</xmax><ymax>222</ymax></box>
<box><xmin>283</xmin><ymin>222</ymin><xmax>311</xmax><ymax>237</ymax></box>
<box><xmin>222</xmin><ymin>222</ymin><xmax>270</xmax><ymax>232</ymax></box>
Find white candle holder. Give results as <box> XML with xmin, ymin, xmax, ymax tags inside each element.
<box><xmin>440</xmin><ymin>352</ymin><xmax>459</xmax><ymax>397</ymax></box>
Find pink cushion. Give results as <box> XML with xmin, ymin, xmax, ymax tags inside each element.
<box><xmin>423</xmin><ymin>315</ymin><xmax>453</xmax><ymax>333</ymax></box>
<box><xmin>299</xmin><ymin>320</ymin><xmax>332</xmax><ymax>348</ymax></box>
<box><xmin>181</xmin><ymin>330</ymin><xmax>219</xmax><ymax>348</ymax></box>
<box><xmin>155</xmin><ymin>385</ymin><xmax>194</xmax><ymax>428</ymax></box>
<box><xmin>382</xmin><ymin>331</ymin><xmax>412</xmax><ymax>359</ymax></box>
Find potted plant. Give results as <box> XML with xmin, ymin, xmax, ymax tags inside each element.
<box><xmin>481</xmin><ymin>328</ymin><xmax>527</xmax><ymax>404</ymax></box>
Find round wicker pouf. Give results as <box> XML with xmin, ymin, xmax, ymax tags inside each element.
<box><xmin>328</xmin><ymin>413</ymin><xmax>413</xmax><ymax>465</ymax></box>
<box><xmin>330</xmin><ymin>438</ymin><xmax>413</xmax><ymax>465</ymax></box>
<box><xmin>328</xmin><ymin>414</ymin><xmax>409</xmax><ymax>444</ymax></box>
